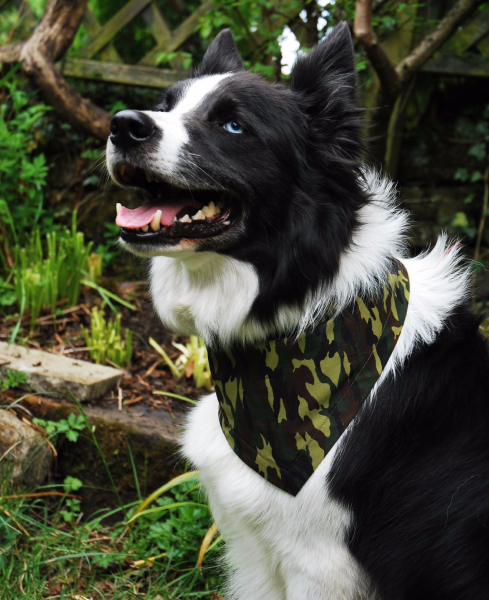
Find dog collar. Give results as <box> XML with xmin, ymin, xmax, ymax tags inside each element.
<box><xmin>208</xmin><ymin>259</ymin><xmax>410</xmax><ymax>496</ymax></box>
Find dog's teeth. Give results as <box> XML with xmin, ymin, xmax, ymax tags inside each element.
<box><xmin>202</xmin><ymin>204</ymin><xmax>213</xmax><ymax>218</ymax></box>
<box><xmin>192</xmin><ymin>210</ymin><xmax>205</xmax><ymax>221</ymax></box>
<box><xmin>202</xmin><ymin>201</ymin><xmax>220</xmax><ymax>218</ymax></box>
<box><xmin>179</xmin><ymin>214</ymin><xmax>192</xmax><ymax>223</ymax></box>
<box><xmin>150</xmin><ymin>210</ymin><xmax>162</xmax><ymax>231</ymax></box>
<box><xmin>173</xmin><ymin>216</ymin><xmax>178</xmax><ymax>222</ymax></box>
<box><xmin>116</xmin><ymin>203</ymin><xmax>122</xmax><ymax>215</ymax></box>
<box><xmin>142</xmin><ymin>225</ymin><xmax>149</xmax><ymax>232</ymax></box>
<box><xmin>145</xmin><ymin>170</ymin><xmax>153</xmax><ymax>183</ymax></box>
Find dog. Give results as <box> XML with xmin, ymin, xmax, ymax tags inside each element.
<box><xmin>106</xmin><ymin>24</ymin><xmax>489</xmax><ymax>600</ymax></box>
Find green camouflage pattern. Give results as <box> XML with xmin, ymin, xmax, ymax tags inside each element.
<box><xmin>208</xmin><ymin>259</ymin><xmax>410</xmax><ymax>496</ymax></box>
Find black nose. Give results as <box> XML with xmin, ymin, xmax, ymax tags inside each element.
<box><xmin>110</xmin><ymin>110</ymin><xmax>155</xmax><ymax>148</ymax></box>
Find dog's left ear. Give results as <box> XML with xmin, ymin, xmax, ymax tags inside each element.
<box><xmin>290</xmin><ymin>22</ymin><xmax>356</xmax><ymax>116</ymax></box>
<box><xmin>196</xmin><ymin>29</ymin><xmax>244</xmax><ymax>76</ymax></box>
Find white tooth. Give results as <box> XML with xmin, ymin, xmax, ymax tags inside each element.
<box><xmin>173</xmin><ymin>216</ymin><xmax>178</xmax><ymax>222</ymax></box>
<box><xmin>142</xmin><ymin>225</ymin><xmax>149</xmax><ymax>232</ymax></box>
<box><xmin>145</xmin><ymin>170</ymin><xmax>153</xmax><ymax>183</ymax></box>
<box><xmin>179</xmin><ymin>214</ymin><xmax>192</xmax><ymax>223</ymax></box>
<box><xmin>116</xmin><ymin>203</ymin><xmax>122</xmax><ymax>215</ymax></box>
<box><xmin>192</xmin><ymin>210</ymin><xmax>205</xmax><ymax>221</ymax></box>
<box><xmin>202</xmin><ymin>204</ymin><xmax>213</xmax><ymax>218</ymax></box>
<box><xmin>203</xmin><ymin>201</ymin><xmax>219</xmax><ymax>218</ymax></box>
<box><xmin>150</xmin><ymin>210</ymin><xmax>162</xmax><ymax>231</ymax></box>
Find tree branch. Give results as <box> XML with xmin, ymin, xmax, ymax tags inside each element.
<box><xmin>354</xmin><ymin>0</ymin><xmax>401</xmax><ymax>99</ymax></box>
<box><xmin>396</xmin><ymin>0</ymin><xmax>485</xmax><ymax>81</ymax></box>
<box><xmin>1</xmin><ymin>0</ymin><xmax>111</xmax><ymax>140</ymax></box>
<box><xmin>0</xmin><ymin>41</ymin><xmax>24</xmax><ymax>64</ymax></box>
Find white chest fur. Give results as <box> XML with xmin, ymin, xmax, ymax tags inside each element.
<box><xmin>182</xmin><ymin>393</ymin><xmax>376</xmax><ymax>600</ymax></box>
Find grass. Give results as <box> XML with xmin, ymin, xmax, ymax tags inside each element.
<box><xmin>0</xmin><ymin>401</ymin><xmax>225</xmax><ymax>600</ymax></box>
<box><xmin>0</xmin><ymin>474</ymin><xmax>224</xmax><ymax>600</ymax></box>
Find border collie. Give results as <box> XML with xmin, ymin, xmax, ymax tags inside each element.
<box><xmin>106</xmin><ymin>24</ymin><xmax>489</xmax><ymax>600</ymax></box>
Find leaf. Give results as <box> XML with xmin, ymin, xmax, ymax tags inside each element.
<box><xmin>470</xmin><ymin>171</ymin><xmax>483</xmax><ymax>183</ymax></box>
<box><xmin>198</xmin><ymin>522</ymin><xmax>218</xmax><ymax>573</ymax></box>
<box><xmin>454</xmin><ymin>168</ymin><xmax>469</xmax><ymax>182</ymax></box>
<box><xmin>64</xmin><ymin>476</ymin><xmax>83</xmax><ymax>492</ymax></box>
<box><xmin>451</xmin><ymin>212</ymin><xmax>469</xmax><ymax>228</ymax></box>
<box><xmin>65</xmin><ymin>430</ymin><xmax>79</xmax><ymax>442</ymax></box>
<box><xmin>468</xmin><ymin>143</ymin><xmax>486</xmax><ymax>162</ymax></box>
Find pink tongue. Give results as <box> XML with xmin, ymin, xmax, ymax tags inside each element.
<box><xmin>116</xmin><ymin>201</ymin><xmax>201</xmax><ymax>228</ymax></box>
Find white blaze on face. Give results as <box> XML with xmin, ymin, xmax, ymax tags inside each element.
<box><xmin>142</xmin><ymin>73</ymin><xmax>233</xmax><ymax>177</ymax></box>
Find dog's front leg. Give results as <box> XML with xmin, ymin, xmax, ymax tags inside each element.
<box><xmin>281</xmin><ymin>541</ymin><xmax>376</xmax><ymax>600</ymax></box>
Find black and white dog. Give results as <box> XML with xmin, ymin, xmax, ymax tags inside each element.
<box><xmin>107</xmin><ymin>24</ymin><xmax>489</xmax><ymax>600</ymax></box>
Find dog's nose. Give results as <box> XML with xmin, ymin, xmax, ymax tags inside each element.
<box><xmin>110</xmin><ymin>110</ymin><xmax>155</xmax><ymax>148</ymax></box>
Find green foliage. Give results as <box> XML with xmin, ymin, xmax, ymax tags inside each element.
<box><xmin>33</xmin><ymin>413</ymin><xmax>87</xmax><ymax>443</ymax></box>
<box><xmin>59</xmin><ymin>476</ymin><xmax>83</xmax><ymax>522</ymax></box>
<box><xmin>0</xmin><ymin>369</ymin><xmax>27</xmax><ymax>392</ymax></box>
<box><xmin>82</xmin><ymin>306</ymin><xmax>133</xmax><ymax>368</ymax></box>
<box><xmin>11</xmin><ymin>212</ymin><xmax>93</xmax><ymax>327</ymax></box>
<box><xmin>149</xmin><ymin>335</ymin><xmax>212</xmax><ymax>390</ymax></box>
<box><xmin>0</xmin><ymin>472</ymin><xmax>223</xmax><ymax>598</ymax></box>
<box><xmin>0</xmin><ymin>66</ymin><xmax>51</xmax><ymax>260</ymax></box>
<box><xmin>451</xmin><ymin>104</ymin><xmax>489</xmax><ymax>242</ymax></box>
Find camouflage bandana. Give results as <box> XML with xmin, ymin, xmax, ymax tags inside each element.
<box><xmin>208</xmin><ymin>259</ymin><xmax>410</xmax><ymax>496</ymax></box>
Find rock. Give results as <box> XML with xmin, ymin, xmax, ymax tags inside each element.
<box><xmin>0</xmin><ymin>410</ymin><xmax>52</xmax><ymax>488</ymax></box>
<box><xmin>0</xmin><ymin>342</ymin><xmax>123</xmax><ymax>402</ymax></box>
<box><xmin>20</xmin><ymin>395</ymin><xmax>187</xmax><ymax>517</ymax></box>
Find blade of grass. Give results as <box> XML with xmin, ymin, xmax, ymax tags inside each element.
<box><xmin>67</xmin><ymin>392</ymin><xmax>125</xmax><ymax>512</ymax></box>
<box><xmin>153</xmin><ymin>391</ymin><xmax>197</xmax><ymax>405</ymax></box>
<box><xmin>130</xmin><ymin>471</ymin><xmax>199</xmax><ymax>528</ymax></box>
<box><xmin>127</xmin><ymin>501</ymin><xmax>209</xmax><ymax>524</ymax></box>
<box><xmin>198</xmin><ymin>522</ymin><xmax>218</xmax><ymax>573</ymax></box>
<box><xmin>81</xmin><ymin>279</ymin><xmax>137</xmax><ymax>311</ymax></box>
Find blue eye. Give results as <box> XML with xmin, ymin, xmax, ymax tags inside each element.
<box><xmin>223</xmin><ymin>121</ymin><xmax>244</xmax><ymax>134</ymax></box>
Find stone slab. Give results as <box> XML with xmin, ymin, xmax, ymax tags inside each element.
<box><xmin>0</xmin><ymin>342</ymin><xmax>123</xmax><ymax>401</ymax></box>
<box><xmin>19</xmin><ymin>395</ymin><xmax>187</xmax><ymax>516</ymax></box>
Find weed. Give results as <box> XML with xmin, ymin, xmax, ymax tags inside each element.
<box><xmin>82</xmin><ymin>306</ymin><xmax>133</xmax><ymax>368</ymax></box>
<box><xmin>0</xmin><ymin>369</ymin><xmax>27</xmax><ymax>392</ymax></box>
<box><xmin>0</xmin><ymin>66</ymin><xmax>52</xmax><ymax>267</ymax></box>
<box><xmin>33</xmin><ymin>413</ymin><xmax>87</xmax><ymax>443</ymax></box>
<box><xmin>150</xmin><ymin>336</ymin><xmax>212</xmax><ymax>390</ymax></box>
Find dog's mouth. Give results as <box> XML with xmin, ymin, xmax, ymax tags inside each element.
<box><xmin>114</xmin><ymin>164</ymin><xmax>235</xmax><ymax>244</ymax></box>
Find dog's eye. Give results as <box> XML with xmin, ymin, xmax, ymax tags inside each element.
<box><xmin>223</xmin><ymin>121</ymin><xmax>244</xmax><ymax>134</ymax></box>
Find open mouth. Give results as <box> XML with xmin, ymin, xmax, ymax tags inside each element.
<box><xmin>115</xmin><ymin>164</ymin><xmax>235</xmax><ymax>244</ymax></box>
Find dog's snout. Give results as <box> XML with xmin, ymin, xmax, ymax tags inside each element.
<box><xmin>110</xmin><ymin>110</ymin><xmax>155</xmax><ymax>148</ymax></box>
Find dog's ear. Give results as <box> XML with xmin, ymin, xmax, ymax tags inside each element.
<box><xmin>290</xmin><ymin>22</ymin><xmax>356</xmax><ymax>113</ymax></box>
<box><xmin>290</xmin><ymin>22</ymin><xmax>361</xmax><ymax>158</ymax></box>
<box><xmin>196</xmin><ymin>29</ymin><xmax>244</xmax><ymax>76</ymax></box>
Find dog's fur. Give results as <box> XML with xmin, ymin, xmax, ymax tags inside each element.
<box><xmin>107</xmin><ymin>24</ymin><xmax>489</xmax><ymax>600</ymax></box>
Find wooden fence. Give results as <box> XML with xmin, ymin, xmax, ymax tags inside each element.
<box><xmin>2</xmin><ymin>0</ymin><xmax>489</xmax><ymax>91</ymax></box>
<box><xmin>2</xmin><ymin>0</ymin><xmax>304</xmax><ymax>88</ymax></box>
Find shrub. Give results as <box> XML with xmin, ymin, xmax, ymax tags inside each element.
<box><xmin>0</xmin><ymin>66</ymin><xmax>51</xmax><ymax>269</ymax></box>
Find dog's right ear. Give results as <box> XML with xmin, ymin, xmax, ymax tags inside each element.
<box><xmin>196</xmin><ymin>29</ymin><xmax>244</xmax><ymax>76</ymax></box>
<box><xmin>290</xmin><ymin>23</ymin><xmax>361</xmax><ymax>158</ymax></box>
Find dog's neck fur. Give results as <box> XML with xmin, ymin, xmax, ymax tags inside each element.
<box><xmin>149</xmin><ymin>169</ymin><xmax>409</xmax><ymax>347</ymax></box>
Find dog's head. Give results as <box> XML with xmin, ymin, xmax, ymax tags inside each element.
<box><xmin>107</xmin><ymin>24</ymin><xmax>368</xmax><ymax>327</ymax></box>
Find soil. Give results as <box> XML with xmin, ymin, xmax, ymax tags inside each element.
<box><xmin>0</xmin><ymin>283</ymin><xmax>203</xmax><ymax>413</ymax></box>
